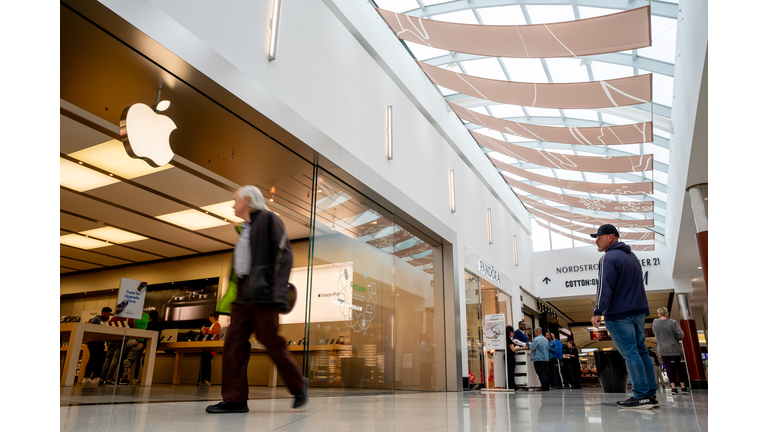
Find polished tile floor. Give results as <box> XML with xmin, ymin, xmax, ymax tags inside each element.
<box><xmin>60</xmin><ymin>386</ymin><xmax>708</xmax><ymax>431</ymax></box>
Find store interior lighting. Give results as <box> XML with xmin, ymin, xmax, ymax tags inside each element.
<box><xmin>155</xmin><ymin>209</ymin><xmax>231</xmax><ymax>230</ymax></box>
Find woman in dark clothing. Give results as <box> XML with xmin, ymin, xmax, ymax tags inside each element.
<box><xmin>505</xmin><ymin>326</ymin><xmax>519</xmax><ymax>390</ymax></box>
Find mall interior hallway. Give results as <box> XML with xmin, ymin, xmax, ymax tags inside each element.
<box><xmin>60</xmin><ymin>385</ymin><xmax>708</xmax><ymax>431</ymax></box>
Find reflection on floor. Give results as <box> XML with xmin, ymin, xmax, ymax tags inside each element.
<box><xmin>60</xmin><ymin>386</ymin><xmax>708</xmax><ymax>431</ymax></box>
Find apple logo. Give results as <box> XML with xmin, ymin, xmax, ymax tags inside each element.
<box><xmin>119</xmin><ymin>100</ymin><xmax>177</xmax><ymax>167</ymax></box>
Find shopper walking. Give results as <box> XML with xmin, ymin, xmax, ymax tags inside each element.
<box><xmin>530</xmin><ymin>327</ymin><xmax>549</xmax><ymax>391</ymax></box>
<box><xmin>652</xmin><ymin>307</ymin><xmax>690</xmax><ymax>395</ymax></box>
<box><xmin>206</xmin><ymin>186</ymin><xmax>307</xmax><ymax>414</ymax></box>
<box><xmin>590</xmin><ymin>224</ymin><xmax>658</xmax><ymax>410</ymax></box>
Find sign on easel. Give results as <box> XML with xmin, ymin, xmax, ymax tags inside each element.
<box><xmin>482</xmin><ymin>313</ymin><xmax>514</xmax><ymax>393</ymax></box>
<box><xmin>484</xmin><ymin>313</ymin><xmax>506</xmax><ymax>350</ymax></box>
<box><xmin>115</xmin><ymin>278</ymin><xmax>148</xmax><ymax>318</ymax></box>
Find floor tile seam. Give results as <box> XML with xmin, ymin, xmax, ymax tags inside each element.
<box><xmin>270</xmin><ymin>398</ymin><xmax>347</xmax><ymax>431</ymax></box>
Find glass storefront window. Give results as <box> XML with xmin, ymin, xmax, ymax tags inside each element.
<box><xmin>305</xmin><ymin>169</ymin><xmax>442</xmax><ymax>391</ymax></box>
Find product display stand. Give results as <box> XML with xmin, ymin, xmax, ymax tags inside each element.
<box><xmin>481</xmin><ymin>349</ymin><xmax>515</xmax><ymax>394</ymax></box>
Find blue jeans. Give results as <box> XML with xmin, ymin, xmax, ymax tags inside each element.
<box><xmin>604</xmin><ymin>314</ymin><xmax>657</xmax><ymax>399</ymax></box>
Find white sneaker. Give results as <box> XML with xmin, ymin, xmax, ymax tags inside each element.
<box><xmin>202</xmin><ymin>380</ymin><xmax>211</xmax><ymax>386</ymax></box>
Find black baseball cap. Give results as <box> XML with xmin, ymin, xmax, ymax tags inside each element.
<box><xmin>589</xmin><ymin>224</ymin><xmax>620</xmax><ymax>238</ymax></box>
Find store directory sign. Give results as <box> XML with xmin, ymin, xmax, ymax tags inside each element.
<box><xmin>115</xmin><ymin>277</ymin><xmax>148</xmax><ymax>318</ymax></box>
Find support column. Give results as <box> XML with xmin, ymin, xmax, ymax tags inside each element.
<box><xmin>677</xmin><ymin>294</ymin><xmax>707</xmax><ymax>389</ymax></box>
<box><xmin>686</xmin><ymin>184</ymin><xmax>708</xmax><ymax>293</ymax></box>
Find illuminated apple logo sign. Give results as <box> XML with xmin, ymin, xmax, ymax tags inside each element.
<box><xmin>119</xmin><ymin>101</ymin><xmax>177</xmax><ymax>167</ymax></box>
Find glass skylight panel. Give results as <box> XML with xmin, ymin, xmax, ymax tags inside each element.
<box><xmin>619</xmin><ymin>144</ymin><xmax>642</xmax><ymax>155</ymax></box>
<box><xmin>501</xmin><ymin>171</ymin><xmax>526</xmax><ymax>182</ymax></box>
<box><xmin>487</xmin><ymin>104</ymin><xmax>525</xmax><ymax>118</ymax></box>
<box><xmin>643</xmin><ymin>143</ymin><xmax>670</xmax><ymax>165</ymax></box>
<box><xmin>545</xmin><ymin>58</ymin><xmax>589</xmax><ymax>83</ymax></box>
<box><xmin>528</xmin><ymin>168</ymin><xmax>555</xmax><ymax>177</ymax></box>
<box><xmin>539</xmin><ymin>184</ymin><xmax>564</xmax><ymax>194</ymax></box>
<box><xmin>649</xmin><ymin>190</ymin><xmax>668</xmax><ymax>202</ymax></box>
<box><xmin>525</xmin><ymin>107</ymin><xmax>561</xmax><ymax>118</ymax></box>
<box><xmin>421</xmin><ymin>0</ymin><xmax>447</xmax><ymax>7</ymax></box>
<box><xmin>480</xmin><ymin>129</ymin><xmax>505</xmax><ymax>141</ymax></box>
<box><xmin>577</xmin><ymin>6</ymin><xmax>617</xmax><ymax>20</ymax></box>
<box><xmin>600</xmin><ymin>113</ymin><xmax>635</xmax><ymax>126</ymax></box>
<box><xmin>489</xmin><ymin>152</ymin><xmax>518</xmax><ymax>165</ymax></box>
<box><xmin>531</xmin><ymin>221</ymin><xmax>552</xmax><ymax>252</ymax></box>
<box><xmin>503</xmin><ymin>134</ymin><xmax>536</xmax><ymax>143</ymax></box>
<box><xmin>432</xmin><ymin>9</ymin><xmax>478</xmax><ymax>25</ymax></box>
<box><xmin>526</xmin><ymin>6</ymin><xmax>575</xmax><ymax>24</ymax></box>
<box><xmin>562</xmin><ymin>109</ymin><xmax>599</xmax><ymax>122</ymax></box>
<box><xmin>653</xmin><ymin>128</ymin><xmax>671</xmax><ymax>139</ymax></box>
<box><xmin>501</xmin><ymin>58</ymin><xmax>548</xmax><ymax>83</ymax></box>
<box><xmin>462</xmin><ymin>58</ymin><xmax>506</xmax><ymax>80</ymax></box>
<box><xmin>477</xmin><ymin>6</ymin><xmax>526</xmax><ymax>26</ymax></box>
<box><xmin>436</xmin><ymin>85</ymin><xmax>458</xmax><ymax>96</ymax></box>
<box><xmin>403</xmin><ymin>41</ymin><xmax>449</xmax><ymax>60</ymax></box>
<box><xmin>553</xmin><ymin>169</ymin><xmax>585</xmax><ymax>181</ymax></box>
<box><xmin>590</xmin><ymin>62</ymin><xmax>635</xmax><ymax>81</ymax></box>
<box><xmin>376</xmin><ymin>0</ymin><xmax>419</xmax><ymax>12</ymax></box>
<box><xmin>652</xmin><ymin>73</ymin><xmax>674</xmax><ymax>107</ymax></box>
<box><xmin>592</xmin><ymin>193</ymin><xmax>617</xmax><ymax>201</ymax></box>
<box><xmin>638</xmin><ymin>16</ymin><xmax>678</xmax><ymax>64</ymax></box>
<box><xmin>583</xmin><ymin>172</ymin><xmax>612</xmax><ymax>183</ymax></box>
<box><xmin>551</xmin><ymin>230</ymin><xmax>575</xmax><ymax>250</ymax></box>
<box><xmin>653</xmin><ymin>170</ymin><xmax>668</xmax><ymax>184</ymax></box>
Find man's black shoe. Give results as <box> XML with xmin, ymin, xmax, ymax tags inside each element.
<box><xmin>293</xmin><ymin>377</ymin><xmax>309</xmax><ymax>408</ymax></box>
<box><xmin>205</xmin><ymin>401</ymin><xmax>249</xmax><ymax>413</ymax></box>
<box><xmin>616</xmin><ymin>396</ymin><xmax>654</xmax><ymax>410</ymax></box>
<box><xmin>649</xmin><ymin>395</ymin><xmax>660</xmax><ymax>407</ymax></box>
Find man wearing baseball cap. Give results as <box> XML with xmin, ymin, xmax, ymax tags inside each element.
<box><xmin>590</xmin><ymin>224</ymin><xmax>658</xmax><ymax>410</ymax></box>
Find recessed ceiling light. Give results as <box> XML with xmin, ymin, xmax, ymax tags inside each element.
<box><xmin>155</xmin><ymin>209</ymin><xmax>230</xmax><ymax>230</ymax></box>
<box><xmin>697</xmin><ymin>267</ymin><xmax>702</xmax><ymax>269</ymax></box>
<box><xmin>60</xmin><ymin>234</ymin><xmax>110</xmax><ymax>250</ymax></box>
<box><xmin>68</xmin><ymin>139</ymin><xmax>173</xmax><ymax>179</ymax></box>
<box><xmin>60</xmin><ymin>158</ymin><xmax>119</xmax><ymax>191</ymax></box>
<box><xmin>200</xmin><ymin>201</ymin><xmax>244</xmax><ymax>223</ymax></box>
<box><xmin>692</xmin><ymin>278</ymin><xmax>698</xmax><ymax>281</ymax></box>
<box><xmin>79</xmin><ymin>227</ymin><xmax>148</xmax><ymax>244</ymax></box>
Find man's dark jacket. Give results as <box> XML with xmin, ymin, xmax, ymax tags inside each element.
<box><xmin>593</xmin><ymin>242</ymin><xmax>649</xmax><ymax>321</ymax></box>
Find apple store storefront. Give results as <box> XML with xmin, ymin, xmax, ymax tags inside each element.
<box><xmin>60</xmin><ymin>5</ymin><xmax>448</xmax><ymax>391</ymax></box>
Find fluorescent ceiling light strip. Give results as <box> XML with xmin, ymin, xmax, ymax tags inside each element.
<box><xmin>68</xmin><ymin>139</ymin><xmax>173</xmax><ymax>179</ymax></box>
<box><xmin>79</xmin><ymin>227</ymin><xmax>148</xmax><ymax>244</ymax></box>
<box><xmin>60</xmin><ymin>234</ymin><xmax>111</xmax><ymax>250</ymax></box>
<box><xmin>155</xmin><ymin>209</ymin><xmax>231</xmax><ymax>230</ymax></box>
<box><xmin>268</xmin><ymin>0</ymin><xmax>282</xmax><ymax>61</ymax></box>
<box><xmin>60</xmin><ymin>158</ymin><xmax>119</xmax><ymax>192</ymax></box>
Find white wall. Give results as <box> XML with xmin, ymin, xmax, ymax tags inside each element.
<box><xmin>664</xmin><ymin>0</ymin><xmax>708</xmax><ymax>270</ymax></box>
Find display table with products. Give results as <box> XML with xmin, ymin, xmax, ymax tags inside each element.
<box><xmin>160</xmin><ymin>341</ymin><xmax>352</xmax><ymax>386</ymax></box>
<box><xmin>60</xmin><ymin>323</ymin><xmax>159</xmax><ymax>387</ymax></box>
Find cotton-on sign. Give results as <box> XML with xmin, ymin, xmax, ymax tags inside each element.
<box><xmin>115</xmin><ymin>278</ymin><xmax>147</xmax><ymax>318</ymax></box>
<box><xmin>478</xmin><ymin>260</ymin><xmax>501</xmax><ymax>284</ymax></box>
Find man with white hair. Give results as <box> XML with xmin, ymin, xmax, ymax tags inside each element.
<box><xmin>206</xmin><ymin>186</ymin><xmax>308</xmax><ymax>414</ymax></box>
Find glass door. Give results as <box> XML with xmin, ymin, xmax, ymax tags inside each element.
<box><xmin>464</xmin><ymin>272</ymin><xmax>484</xmax><ymax>389</ymax></box>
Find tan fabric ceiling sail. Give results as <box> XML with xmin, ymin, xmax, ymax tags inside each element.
<box><xmin>491</xmin><ymin>158</ymin><xmax>653</xmax><ymax>195</ymax></box>
<box><xmin>536</xmin><ymin>220</ymin><xmax>654</xmax><ymax>251</ymax></box>
<box><xmin>450</xmin><ymin>102</ymin><xmax>652</xmax><ymax>145</ymax></box>
<box><xmin>472</xmin><ymin>130</ymin><xmax>653</xmax><ymax>173</ymax></box>
<box><xmin>505</xmin><ymin>176</ymin><xmax>654</xmax><ymax>213</ymax></box>
<box><xmin>376</xmin><ymin>7</ymin><xmax>651</xmax><ymax>59</ymax></box>
<box><xmin>519</xmin><ymin>195</ymin><xmax>654</xmax><ymax>228</ymax></box>
<box><xmin>419</xmin><ymin>61</ymin><xmax>651</xmax><ymax>110</ymax></box>
<box><xmin>529</xmin><ymin>207</ymin><xmax>654</xmax><ymax>240</ymax></box>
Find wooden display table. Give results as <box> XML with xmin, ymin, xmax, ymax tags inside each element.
<box><xmin>60</xmin><ymin>322</ymin><xmax>159</xmax><ymax>387</ymax></box>
<box><xmin>159</xmin><ymin>341</ymin><xmax>350</xmax><ymax>386</ymax></box>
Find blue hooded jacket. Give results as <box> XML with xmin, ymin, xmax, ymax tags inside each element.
<box><xmin>593</xmin><ymin>241</ymin><xmax>649</xmax><ymax>321</ymax></box>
